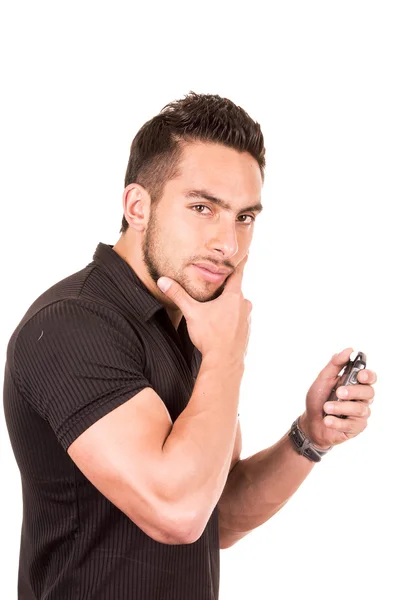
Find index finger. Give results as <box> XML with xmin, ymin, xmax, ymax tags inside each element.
<box><xmin>357</xmin><ymin>369</ymin><xmax>377</xmax><ymax>385</ymax></box>
<box><xmin>224</xmin><ymin>253</ymin><xmax>249</xmax><ymax>292</ymax></box>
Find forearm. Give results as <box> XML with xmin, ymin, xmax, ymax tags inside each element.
<box><xmin>161</xmin><ymin>356</ymin><xmax>244</xmax><ymax>529</ymax></box>
<box><xmin>218</xmin><ymin>426</ymin><xmax>315</xmax><ymax>547</ymax></box>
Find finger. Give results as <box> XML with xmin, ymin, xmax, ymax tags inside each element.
<box><xmin>224</xmin><ymin>253</ymin><xmax>249</xmax><ymax>293</ymax></box>
<box><xmin>323</xmin><ymin>400</ymin><xmax>371</xmax><ymax>419</ymax></box>
<box><xmin>323</xmin><ymin>414</ymin><xmax>368</xmax><ymax>434</ymax></box>
<box><xmin>335</xmin><ymin>384</ymin><xmax>375</xmax><ymax>403</ymax></box>
<box><xmin>357</xmin><ymin>369</ymin><xmax>377</xmax><ymax>385</ymax></box>
<box><xmin>157</xmin><ymin>277</ymin><xmax>195</xmax><ymax>316</ymax></box>
<box><xmin>319</xmin><ymin>348</ymin><xmax>355</xmax><ymax>382</ymax></box>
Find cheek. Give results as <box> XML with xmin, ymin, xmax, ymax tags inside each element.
<box><xmin>233</xmin><ymin>226</ymin><xmax>252</xmax><ymax>248</ymax></box>
<box><xmin>160</xmin><ymin>218</ymin><xmax>199</xmax><ymax>261</ymax></box>
<box><xmin>174</xmin><ymin>217</ymin><xmax>202</xmax><ymax>246</ymax></box>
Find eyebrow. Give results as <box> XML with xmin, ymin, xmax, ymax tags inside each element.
<box><xmin>184</xmin><ymin>189</ymin><xmax>263</xmax><ymax>215</ymax></box>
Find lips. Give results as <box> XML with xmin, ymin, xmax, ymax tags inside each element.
<box><xmin>192</xmin><ymin>263</ymin><xmax>231</xmax><ymax>275</ymax></box>
<box><xmin>191</xmin><ymin>264</ymin><xmax>231</xmax><ymax>284</ymax></box>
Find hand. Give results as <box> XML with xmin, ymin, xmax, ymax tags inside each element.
<box><xmin>156</xmin><ymin>254</ymin><xmax>252</xmax><ymax>364</ymax></box>
<box><xmin>299</xmin><ymin>348</ymin><xmax>377</xmax><ymax>449</ymax></box>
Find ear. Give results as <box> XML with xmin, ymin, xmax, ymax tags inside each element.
<box><xmin>122</xmin><ymin>184</ymin><xmax>151</xmax><ymax>232</ymax></box>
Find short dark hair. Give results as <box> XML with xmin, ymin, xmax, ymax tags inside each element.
<box><xmin>121</xmin><ymin>91</ymin><xmax>266</xmax><ymax>233</ymax></box>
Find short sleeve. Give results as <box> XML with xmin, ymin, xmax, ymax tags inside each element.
<box><xmin>15</xmin><ymin>299</ymin><xmax>153</xmax><ymax>451</ymax></box>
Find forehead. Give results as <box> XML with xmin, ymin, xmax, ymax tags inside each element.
<box><xmin>168</xmin><ymin>141</ymin><xmax>263</xmax><ymax>202</ymax></box>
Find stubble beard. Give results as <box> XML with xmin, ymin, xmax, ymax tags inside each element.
<box><xmin>142</xmin><ymin>209</ymin><xmax>227</xmax><ymax>303</ymax></box>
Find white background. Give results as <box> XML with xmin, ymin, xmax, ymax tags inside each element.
<box><xmin>1</xmin><ymin>1</ymin><xmax>396</xmax><ymax>598</ymax></box>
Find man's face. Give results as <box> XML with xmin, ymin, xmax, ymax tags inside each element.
<box><xmin>142</xmin><ymin>141</ymin><xmax>263</xmax><ymax>302</ymax></box>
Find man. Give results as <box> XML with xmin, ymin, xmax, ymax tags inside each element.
<box><xmin>3</xmin><ymin>92</ymin><xmax>376</xmax><ymax>600</ymax></box>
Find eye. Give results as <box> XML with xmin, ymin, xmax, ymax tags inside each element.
<box><xmin>237</xmin><ymin>215</ymin><xmax>255</xmax><ymax>225</ymax></box>
<box><xmin>191</xmin><ymin>204</ymin><xmax>211</xmax><ymax>214</ymax></box>
<box><xmin>191</xmin><ymin>205</ymin><xmax>255</xmax><ymax>225</ymax></box>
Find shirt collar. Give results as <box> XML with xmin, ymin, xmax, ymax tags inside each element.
<box><xmin>92</xmin><ymin>242</ymin><xmax>164</xmax><ymax>322</ymax></box>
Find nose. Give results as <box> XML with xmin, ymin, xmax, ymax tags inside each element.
<box><xmin>206</xmin><ymin>218</ymin><xmax>239</xmax><ymax>259</ymax></box>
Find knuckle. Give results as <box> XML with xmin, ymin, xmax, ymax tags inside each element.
<box><xmin>359</xmin><ymin>405</ymin><xmax>369</xmax><ymax>418</ymax></box>
<box><xmin>334</xmin><ymin>418</ymin><xmax>343</xmax><ymax>431</ymax></box>
<box><xmin>348</xmin><ymin>419</ymin><xmax>356</xmax><ymax>432</ymax></box>
<box><xmin>245</xmin><ymin>299</ymin><xmax>253</xmax><ymax>311</ymax></box>
<box><xmin>170</xmin><ymin>288</ymin><xmax>181</xmax><ymax>302</ymax></box>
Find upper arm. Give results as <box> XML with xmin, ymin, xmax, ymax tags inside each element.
<box><xmin>67</xmin><ymin>387</ymin><xmax>190</xmax><ymax>544</ymax></box>
<box><xmin>17</xmin><ymin>300</ymin><xmax>193</xmax><ymax>544</ymax></box>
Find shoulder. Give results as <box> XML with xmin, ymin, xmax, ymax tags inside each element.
<box><xmin>18</xmin><ymin>297</ymin><xmax>134</xmax><ymax>339</ymax></box>
<box><xmin>13</xmin><ymin>297</ymin><xmax>146</xmax><ymax>382</ymax></box>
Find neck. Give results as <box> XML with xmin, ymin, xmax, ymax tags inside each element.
<box><xmin>112</xmin><ymin>235</ymin><xmax>183</xmax><ymax>329</ymax></box>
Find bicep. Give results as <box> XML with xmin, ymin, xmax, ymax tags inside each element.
<box><xmin>67</xmin><ymin>387</ymin><xmax>185</xmax><ymax>544</ymax></box>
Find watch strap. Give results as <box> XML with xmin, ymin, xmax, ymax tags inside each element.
<box><xmin>289</xmin><ymin>418</ymin><xmax>331</xmax><ymax>463</ymax></box>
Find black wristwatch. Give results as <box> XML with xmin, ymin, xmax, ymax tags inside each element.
<box><xmin>289</xmin><ymin>418</ymin><xmax>332</xmax><ymax>463</ymax></box>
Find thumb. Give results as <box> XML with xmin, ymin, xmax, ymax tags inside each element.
<box><xmin>157</xmin><ymin>276</ymin><xmax>194</xmax><ymax>315</ymax></box>
<box><xmin>321</xmin><ymin>347</ymin><xmax>355</xmax><ymax>381</ymax></box>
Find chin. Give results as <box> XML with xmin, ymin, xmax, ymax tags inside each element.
<box><xmin>190</xmin><ymin>283</ymin><xmax>225</xmax><ymax>303</ymax></box>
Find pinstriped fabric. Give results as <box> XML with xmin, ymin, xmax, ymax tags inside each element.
<box><xmin>3</xmin><ymin>243</ymin><xmax>220</xmax><ymax>600</ymax></box>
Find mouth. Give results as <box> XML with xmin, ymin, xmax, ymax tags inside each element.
<box><xmin>191</xmin><ymin>264</ymin><xmax>230</xmax><ymax>284</ymax></box>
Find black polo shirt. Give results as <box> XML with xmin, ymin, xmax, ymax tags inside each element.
<box><xmin>3</xmin><ymin>242</ymin><xmax>220</xmax><ymax>600</ymax></box>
